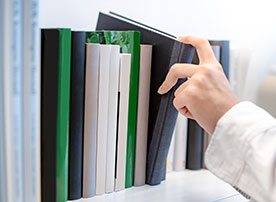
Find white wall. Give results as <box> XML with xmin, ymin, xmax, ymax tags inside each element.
<box><xmin>40</xmin><ymin>0</ymin><xmax>276</xmax><ymax>102</ymax></box>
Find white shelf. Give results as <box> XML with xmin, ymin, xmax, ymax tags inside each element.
<box><xmin>70</xmin><ymin>170</ymin><xmax>250</xmax><ymax>202</ymax></box>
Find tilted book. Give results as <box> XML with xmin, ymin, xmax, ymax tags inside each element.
<box><xmin>96</xmin><ymin>12</ymin><xmax>195</xmax><ymax>185</ymax></box>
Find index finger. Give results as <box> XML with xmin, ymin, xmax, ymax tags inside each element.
<box><xmin>177</xmin><ymin>36</ymin><xmax>217</xmax><ymax>64</ymax></box>
<box><xmin>158</xmin><ymin>63</ymin><xmax>199</xmax><ymax>94</ymax></box>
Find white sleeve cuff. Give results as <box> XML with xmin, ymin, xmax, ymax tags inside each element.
<box><xmin>205</xmin><ymin>101</ymin><xmax>276</xmax><ymax>201</ymax></box>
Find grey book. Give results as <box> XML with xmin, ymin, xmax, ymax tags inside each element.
<box><xmin>82</xmin><ymin>43</ymin><xmax>100</xmax><ymax>198</ymax></box>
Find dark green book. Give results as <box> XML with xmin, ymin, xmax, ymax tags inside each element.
<box><xmin>104</xmin><ymin>31</ymin><xmax>140</xmax><ymax>188</ymax></box>
<box><xmin>41</xmin><ymin>28</ymin><xmax>71</xmax><ymax>202</ymax></box>
<box><xmin>86</xmin><ymin>30</ymin><xmax>140</xmax><ymax>188</ymax></box>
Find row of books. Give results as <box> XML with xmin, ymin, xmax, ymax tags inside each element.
<box><xmin>41</xmin><ymin>29</ymin><xmax>153</xmax><ymax>202</ymax></box>
<box><xmin>40</xmin><ymin>12</ymin><xmax>197</xmax><ymax>202</ymax></box>
<box><xmin>0</xmin><ymin>1</ymin><xmax>235</xmax><ymax>201</ymax></box>
<box><xmin>0</xmin><ymin>6</ymin><xmax>196</xmax><ymax>202</ymax></box>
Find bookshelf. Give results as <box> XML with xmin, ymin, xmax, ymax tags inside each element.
<box><xmin>70</xmin><ymin>170</ymin><xmax>249</xmax><ymax>202</ymax></box>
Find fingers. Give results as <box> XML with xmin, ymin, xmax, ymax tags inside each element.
<box><xmin>173</xmin><ymin>92</ymin><xmax>194</xmax><ymax>119</ymax></box>
<box><xmin>158</xmin><ymin>63</ymin><xmax>199</xmax><ymax>94</ymax></box>
<box><xmin>177</xmin><ymin>36</ymin><xmax>217</xmax><ymax>65</ymax></box>
<box><xmin>179</xmin><ymin>107</ymin><xmax>194</xmax><ymax>119</ymax></box>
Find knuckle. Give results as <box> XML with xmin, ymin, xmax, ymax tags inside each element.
<box><xmin>173</xmin><ymin>97</ymin><xmax>180</xmax><ymax>109</ymax></box>
<box><xmin>185</xmin><ymin>87</ymin><xmax>197</xmax><ymax>99</ymax></box>
<box><xmin>201</xmin><ymin>66</ymin><xmax>212</xmax><ymax>76</ymax></box>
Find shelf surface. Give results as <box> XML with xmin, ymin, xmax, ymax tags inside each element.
<box><xmin>69</xmin><ymin>169</ymin><xmax>250</xmax><ymax>202</ymax></box>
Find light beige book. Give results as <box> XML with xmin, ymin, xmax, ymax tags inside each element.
<box><xmin>134</xmin><ymin>45</ymin><xmax>152</xmax><ymax>186</ymax></box>
<box><xmin>83</xmin><ymin>43</ymin><xmax>100</xmax><ymax>197</ymax></box>
<box><xmin>96</xmin><ymin>45</ymin><xmax>112</xmax><ymax>195</ymax></box>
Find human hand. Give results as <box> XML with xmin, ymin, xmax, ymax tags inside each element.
<box><xmin>158</xmin><ymin>36</ymin><xmax>239</xmax><ymax>134</ymax></box>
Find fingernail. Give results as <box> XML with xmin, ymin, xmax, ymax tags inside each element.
<box><xmin>158</xmin><ymin>86</ymin><xmax>163</xmax><ymax>94</ymax></box>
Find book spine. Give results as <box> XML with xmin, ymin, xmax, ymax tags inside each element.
<box><xmin>82</xmin><ymin>43</ymin><xmax>100</xmax><ymax>198</ymax></box>
<box><xmin>106</xmin><ymin>45</ymin><xmax>120</xmax><ymax>193</ymax></box>
<box><xmin>146</xmin><ymin>42</ymin><xmax>194</xmax><ymax>185</ymax></box>
<box><xmin>56</xmin><ymin>28</ymin><xmax>71</xmax><ymax>202</ymax></box>
<box><xmin>0</xmin><ymin>0</ymin><xmax>6</xmax><ymax>201</ymax></box>
<box><xmin>68</xmin><ymin>31</ymin><xmax>86</xmax><ymax>200</ymax></box>
<box><xmin>134</xmin><ymin>45</ymin><xmax>152</xmax><ymax>186</ymax></box>
<box><xmin>3</xmin><ymin>0</ymin><xmax>24</xmax><ymax>201</ymax></box>
<box><xmin>96</xmin><ymin>45</ymin><xmax>111</xmax><ymax>195</ymax></box>
<box><xmin>115</xmin><ymin>54</ymin><xmax>131</xmax><ymax>191</ymax></box>
<box><xmin>23</xmin><ymin>0</ymin><xmax>41</xmax><ymax>201</ymax></box>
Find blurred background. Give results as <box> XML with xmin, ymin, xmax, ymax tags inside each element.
<box><xmin>40</xmin><ymin>0</ymin><xmax>276</xmax><ymax>111</ymax></box>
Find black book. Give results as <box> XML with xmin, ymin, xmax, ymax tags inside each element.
<box><xmin>96</xmin><ymin>12</ymin><xmax>195</xmax><ymax>185</ymax></box>
<box><xmin>41</xmin><ymin>29</ymin><xmax>59</xmax><ymax>202</ymax></box>
<box><xmin>41</xmin><ymin>28</ymin><xmax>71</xmax><ymax>202</ymax></box>
<box><xmin>186</xmin><ymin>51</ymin><xmax>204</xmax><ymax>170</ymax></box>
<box><xmin>68</xmin><ymin>31</ymin><xmax>86</xmax><ymax>200</ymax></box>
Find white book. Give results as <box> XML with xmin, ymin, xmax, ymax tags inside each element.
<box><xmin>173</xmin><ymin>114</ymin><xmax>188</xmax><ymax>171</ymax></box>
<box><xmin>229</xmin><ymin>47</ymin><xmax>239</xmax><ymax>95</ymax></box>
<box><xmin>3</xmin><ymin>0</ymin><xmax>24</xmax><ymax>201</ymax></box>
<box><xmin>115</xmin><ymin>54</ymin><xmax>131</xmax><ymax>191</ymax></box>
<box><xmin>105</xmin><ymin>45</ymin><xmax>120</xmax><ymax>193</ymax></box>
<box><xmin>229</xmin><ymin>47</ymin><xmax>251</xmax><ymax>100</ymax></box>
<box><xmin>83</xmin><ymin>43</ymin><xmax>100</xmax><ymax>198</ymax></box>
<box><xmin>134</xmin><ymin>45</ymin><xmax>152</xmax><ymax>186</ymax></box>
<box><xmin>0</xmin><ymin>0</ymin><xmax>6</xmax><ymax>201</ymax></box>
<box><xmin>22</xmin><ymin>0</ymin><xmax>41</xmax><ymax>202</ymax></box>
<box><xmin>167</xmin><ymin>129</ymin><xmax>175</xmax><ymax>173</ymax></box>
<box><xmin>96</xmin><ymin>45</ymin><xmax>112</xmax><ymax>195</ymax></box>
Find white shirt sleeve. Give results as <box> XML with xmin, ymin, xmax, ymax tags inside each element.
<box><xmin>205</xmin><ymin>101</ymin><xmax>276</xmax><ymax>202</ymax></box>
